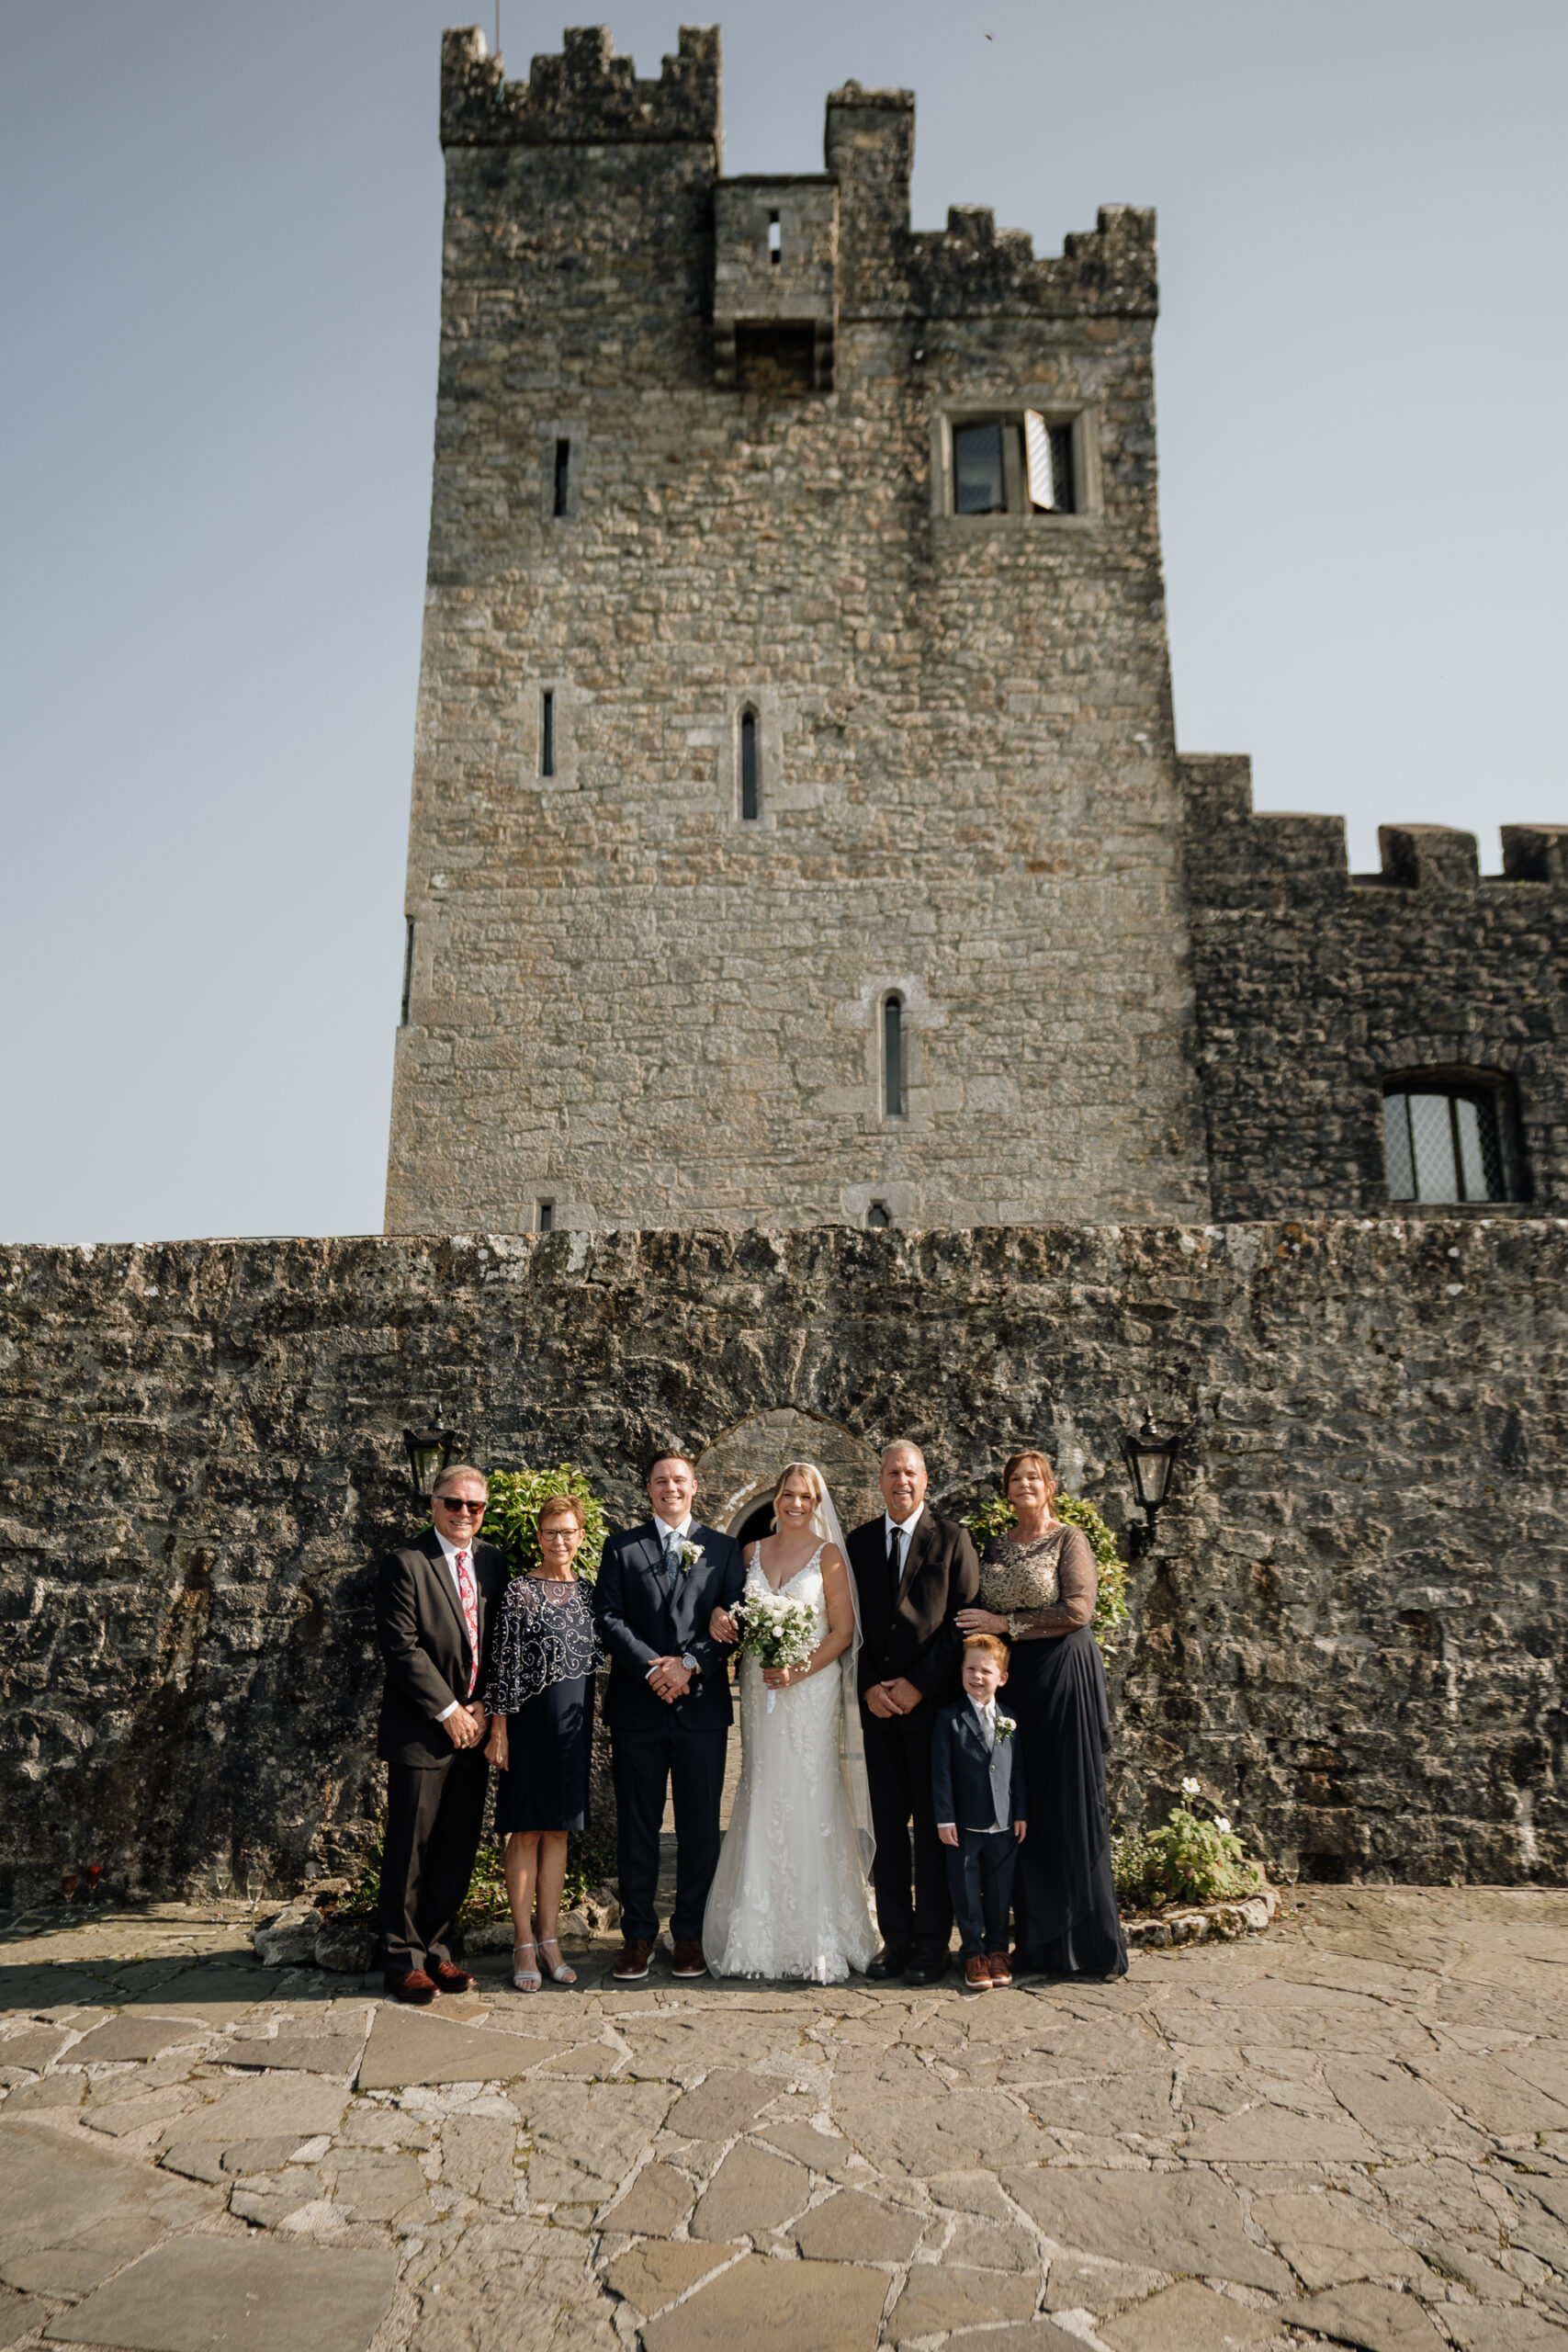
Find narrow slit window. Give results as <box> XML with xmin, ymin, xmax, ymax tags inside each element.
<box><xmin>767</xmin><ymin>210</ymin><xmax>782</xmax><ymax>266</ymax></box>
<box><xmin>883</xmin><ymin>994</ymin><xmax>904</xmax><ymax>1119</ymax></box>
<box><xmin>400</xmin><ymin>919</ymin><xmax>414</xmax><ymax>1026</ymax></box>
<box><xmin>740</xmin><ymin>708</ymin><xmax>760</xmax><ymax>820</ymax></box>
<box><xmin>536</xmin><ymin>1199</ymin><xmax>555</xmax><ymax>1234</ymax></box>
<box><xmin>866</xmin><ymin>1201</ymin><xmax>892</xmax><ymax>1229</ymax></box>
<box><xmin>541</xmin><ymin>689</ymin><xmax>555</xmax><ymax>777</ymax></box>
<box><xmin>553</xmin><ymin>437</ymin><xmax>571</xmax><ymax>518</ymax></box>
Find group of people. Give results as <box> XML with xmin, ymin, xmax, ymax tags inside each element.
<box><xmin>372</xmin><ymin>1440</ymin><xmax>1126</xmax><ymax>2003</ymax></box>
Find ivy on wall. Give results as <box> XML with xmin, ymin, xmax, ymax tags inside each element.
<box><xmin>960</xmin><ymin>1492</ymin><xmax>1129</xmax><ymax>1653</ymax></box>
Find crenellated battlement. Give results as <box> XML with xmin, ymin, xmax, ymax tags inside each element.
<box><xmin>909</xmin><ymin>202</ymin><xmax>1157</xmax><ymax>320</ymax></box>
<box><xmin>1181</xmin><ymin>752</ymin><xmax>1568</xmax><ymax>903</ymax></box>
<box><xmin>1182</xmin><ymin>755</ymin><xmax>1568</xmax><ymax>1219</ymax></box>
<box><xmin>439</xmin><ymin>28</ymin><xmax>1153</xmax><ymax>322</ymax></box>
<box><xmin>440</xmin><ymin>23</ymin><xmax>720</xmax><ymax>149</ymax></box>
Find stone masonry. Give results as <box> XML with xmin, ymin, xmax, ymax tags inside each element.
<box><xmin>2</xmin><ymin>1218</ymin><xmax>1562</xmax><ymax>1908</ymax></box>
<box><xmin>385</xmin><ymin>27</ymin><xmax>1209</xmax><ymax>1235</ymax></box>
<box><xmin>6</xmin><ymin>1885</ymin><xmax>1568</xmax><ymax>2352</ymax></box>
<box><xmin>384</xmin><ymin>26</ymin><xmax>1568</xmax><ymax>1240</ymax></box>
<box><xmin>1184</xmin><ymin>756</ymin><xmax>1568</xmax><ymax>1221</ymax></box>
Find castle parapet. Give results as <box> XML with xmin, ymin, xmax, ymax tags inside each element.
<box><xmin>910</xmin><ymin>202</ymin><xmax>1157</xmax><ymax>321</ymax></box>
<box><xmin>440</xmin><ymin>24</ymin><xmax>721</xmax><ymax>148</ymax></box>
<box><xmin>1183</xmin><ymin>755</ymin><xmax>1566</xmax><ymax>904</ymax></box>
<box><xmin>1180</xmin><ymin>754</ymin><xmax>1348</xmax><ymax>907</ymax></box>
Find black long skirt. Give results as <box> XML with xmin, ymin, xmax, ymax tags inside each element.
<box><xmin>1009</xmin><ymin>1625</ymin><xmax>1127</xmax><ymax>1978</ymax></box>
<box><xmin>492</xmin><ymin>1674</ymin><xmax>593</xmax><ymax>1836</ymax></box>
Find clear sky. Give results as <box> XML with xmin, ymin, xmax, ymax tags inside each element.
<box><xmin>3</xmin><ymin>1</ymin><xmax>1563</xmax><ymax>1245</ymax></box>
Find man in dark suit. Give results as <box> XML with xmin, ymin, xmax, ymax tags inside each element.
<box><xmin>847</xmin><ymin>1441</ymin><xmax>979</xmax><ymax>1984</ymax></box>
<box><xmin>592</xmin><ymin>1450</ymin><xmax>744</xmax><ymax>1982</ymax></box>
<box><xmin>374</xmin><ymin>1464</ymin><xmax>507</xmax><ymax>2004</ymax></box>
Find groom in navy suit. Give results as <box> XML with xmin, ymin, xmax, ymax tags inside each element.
<box><xmin>593</xmin><ymin>1450</ymin><xmax>745</xmax><ymax>1981</ymax></box>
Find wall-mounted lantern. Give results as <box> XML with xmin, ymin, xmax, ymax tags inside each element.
<box><xmin>1120</xmin><ymin>1412</ymin><xmax>1182</xmax><ymax>1555</ymax></box>
<box><xmin>403</xmin><ymin>1427</ymin><xmax>459</xmax><ymax>1501</ymax></box>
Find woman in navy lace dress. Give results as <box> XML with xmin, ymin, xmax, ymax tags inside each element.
<box><xmin>484</xmin><ymin>1495</ymin><xmax>603</xmax><ymax>1991</ymax></box>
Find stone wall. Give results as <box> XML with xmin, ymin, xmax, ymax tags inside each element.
<box><xmin>2</xmin><ymin>1219</ymin><xmax>1562</xmax><ymax>1907</ymax></box>
<box><xmin>384</xmin><ymin>27</ymin><xmax>1208</xmax><ymax>1236</ymax></box>
<box><xmin>1184</xmin><ymin>754</ymin><xmax>1568</xmax><ymax>1220</ymax></box>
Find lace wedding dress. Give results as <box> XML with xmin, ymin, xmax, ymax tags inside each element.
<box><xmin>702</xmin><ymin>1540</ymin><xmax>879</xmax><ymax>1984</ymax></box>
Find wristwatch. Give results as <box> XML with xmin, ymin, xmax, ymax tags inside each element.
<box><xmin>681</xmin><ymin>1653</ymin><xmax>699</xmax><ymax>1677</ymax></box>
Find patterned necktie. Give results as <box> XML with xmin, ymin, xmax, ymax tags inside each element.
<box><xmin>664</xmin><ymin>1535</ymin><xmax>682</xmax><ymax>1593</ymax></box>
<box><xmin>454</xmin><ymin>1550</ymin><xmax>479</xmax><ymax>1696</ymax></box>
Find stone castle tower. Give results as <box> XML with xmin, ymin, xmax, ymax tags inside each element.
<box><xmin>385</xmin><ymin>24</ymin><xmax>1211</xmax><ymax>1235</ymax></box>
<box><xmin>385</xmin><ymin>23</ymin><xmax>1568</xmax><ymax>1235</ymax></box>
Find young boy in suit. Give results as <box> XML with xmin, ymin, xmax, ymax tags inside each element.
<box><xmin>932</xmin><ymin>1633</ymin><xmax>1027</xmax><ymax>1992</ymax></box>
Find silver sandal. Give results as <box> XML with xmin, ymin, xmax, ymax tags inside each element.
<box><xmin>537</xmin><ymin>1935</ymin><xmax>577</xmax><ymax>1986</ymax></box>
<box><xmin>512</xmin><ymin>1939</ymin><xmax>541</xmax><ymax>1992</ymax></box>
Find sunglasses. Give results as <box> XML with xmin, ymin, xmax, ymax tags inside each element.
<box><xmin>434</xmin><ymin>1496</ymin><xmax>485</xmax><ymax>1515</ymax></box>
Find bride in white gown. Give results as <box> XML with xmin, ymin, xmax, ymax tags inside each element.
<box><xmin>701</xmin><ymin>1463</ymin><xmax>878</xmax><ymax>1983</ymax></box>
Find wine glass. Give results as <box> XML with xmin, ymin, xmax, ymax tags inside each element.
<box><xmin>61</xmin><ymin>1868</ymin><xmax>79</xmax><ymax>1905</ymax></box>
<box><xmin>85</xmin><ymin>1864</ymin><xmax>104</xmax><ymax>1904</ymax></box>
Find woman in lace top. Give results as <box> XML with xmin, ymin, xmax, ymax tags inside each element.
<box><xmin>955</xmin><ymin>1452</ymin><xmax>1127</xmax><ymax>1978</ymax></box>
<box><xmin>484</xmin><ymin>1495</ymin><xmax>604</xmax><ymax>1992</ymax></box>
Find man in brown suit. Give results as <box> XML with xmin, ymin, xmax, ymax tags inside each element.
<box><xmin>374</xmin><ymin>1464</ymin><xmax>507</xmax><ymax>2003</ymax></box>
<box><xmin>847</xmin><ymin>1442</ymin><xmax>979</xmax><ymax>1984</ymax></box>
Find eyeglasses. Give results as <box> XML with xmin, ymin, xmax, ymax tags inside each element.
<box><xmin>434</xmin><ymin>1497</ymin><xmax>485</xmax><ymax>1515</ymax></box>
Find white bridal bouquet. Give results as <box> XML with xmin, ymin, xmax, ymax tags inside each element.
<box><xmin>734</xmin><ymin>1589</ymin><xmax>818</xmax><ymax>1713</ymax></box>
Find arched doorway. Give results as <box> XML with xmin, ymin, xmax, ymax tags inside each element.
<box><xmin>695</xmin><ymin>1408</ymin><xmax>882</xmax><ymax>1545</ymax></box>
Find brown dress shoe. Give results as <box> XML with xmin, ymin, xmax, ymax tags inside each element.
<box><xmin>987</xmin><ymin>1951</ymin><xmax>1013</xmax><ymax>1987</ymax></box>
<box><xmin>613</xmin><ymin>1938</ymin><xmax>653</xmax><ymax>1981</ymax></box>
<box><xmin>431</xmin><ymin>1961</ymin><xmax>476</xmax><ymax>1993</ymax></box>
<box><xmin>385</xmin><ymin>1968</ymin><xmax>436</xmax><ymax>2005</ymax></box>
<box><xmin>963</xmin><ymin>1954</ymin><xmax>993</xmax><ymax>1993</ymax></box>
<box><xmin>671</xmin><ymin>1939</ymin><xmax>707</xmax><ymax>1979</ymax></box>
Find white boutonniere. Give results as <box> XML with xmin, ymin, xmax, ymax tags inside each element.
<box><xmin>995</xmin><ymin>1714</ymin><xmax>1017</xmax><ymax>1741</ymax></box>
<box><xmin>678</xmin><ymin>1540</ymin><xmax>705</xmax><ymax>1573</ymax></box>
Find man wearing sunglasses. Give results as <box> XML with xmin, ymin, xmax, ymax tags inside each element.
<box><xmin>374</xmin><ymin>1464</ymin><xmax>506</xmax><ymax>2003</ymax></box>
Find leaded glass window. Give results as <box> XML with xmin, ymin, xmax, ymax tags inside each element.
<box><xmin>1382</xmin><ymin>1080</ymin><xmax>1511</xmax><ymax>1204</ymax></box>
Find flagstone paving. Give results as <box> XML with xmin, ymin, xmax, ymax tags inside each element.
<box><xmin>1</xmin><ymin>1889</ymin><xmax>1567</xmax><ymax>2350</ymax></box>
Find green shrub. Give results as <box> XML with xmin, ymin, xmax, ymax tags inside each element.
<box><xmin>1112</xmin><ymin>1792</ymin><xmax>1265</xmax><ymax>1912</ymax></box>
<box><xmin>961</xmin><ymin>1492</ymin><xmax>1129</xmax><ymax>1654</ymax></box>
<box><xmin>479</xmin><ymin>1464</ymin><xmax>608</xmax><ymax>1585</ymax></box>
